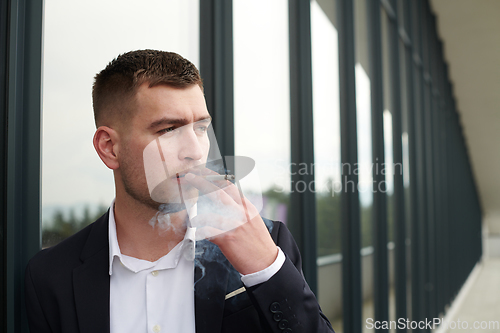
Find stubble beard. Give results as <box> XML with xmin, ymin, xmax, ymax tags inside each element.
<box><xmin>119</xmin><ymin>147</ymin><xmax>194</xmax><ymax>215</ymax></box>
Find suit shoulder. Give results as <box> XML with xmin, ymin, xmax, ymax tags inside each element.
<box><xmin>262</xmin><ymin>218</ymin><xmax>292</xmax><ymax>242</ymax></box>
<box><xmin>28</xmin><ymin>212</ymin><xmax>109</xmax><ymax>273</ymax></box>
<box><xmin>262</xmin><ymin>219</ymin><xmax>301</xmax><ymax>262</ymax></box>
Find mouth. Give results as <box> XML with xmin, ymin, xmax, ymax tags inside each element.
<box><xmin>171</xmin><ymin>173</ymin><xmax>190</xmax><ymax>187</ymax></box>
<box><xmin>172</xmin><ymin>169</ymin><xmax>202</xmax><ymax>181</ymax></box>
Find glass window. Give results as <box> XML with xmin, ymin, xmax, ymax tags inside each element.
<box><xmin>354</xmin><ymin>0</ymin><xmax>373</xmax><ymax>327</ymax></box>
<box><xmin>311</xmin><ymin>0</ymin><xmax>341</xmax><ymax>258</ymax></box>
<box><xmin>354</xmin><ymin>0</ymin><xmax>373</xmax><ymax>250</ymax></box>
<box><xmin>311</xmin><ymin>0</ymin><xmax>342</xmax><ymax>330</ymax></box>
<box><xmin>381</xmin><ymin>8</ymin><xmax>395</xmax><ymax>327</ymax></box>
<box><xmin>42</xmin><ymin>0</ymin><xmax>199</xmax><ymax>248</ymax></box>
<box><xmin>382</xmin><ymin>7</ymin><xmax>405</xmax><ymax>327</ymax></box>
<box><xmin>399</xmin><ymin>32</ymin><xmax>413</xmax><ymax>315</ymax></box>
<box><xmin>381</xmin><ymin>9</ymin><xmax>395</xmax><ymax>245</ymax></box>
<box><xmin>355</xmin><ymin>63</ymin><xmax>373</xmax><ymax>248</ymax></box>
<box><xmin>233</xmin><ymin>0</ymin><xmax>290</xmax><ymax>223</ymax></box>
<box><xmin>399</xmin><ymin>33</ymin><xmax>411</xmax><ymax>226</ymax></box>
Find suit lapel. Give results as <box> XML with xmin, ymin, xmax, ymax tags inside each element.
<box><xmin>194</xmin><ymin>240</ymin><xmax>229</xmax><ymax>333</ymax></box>
<box><xmin>73</xmin><ymin>212</ymin><xmax>110</xmax><ymax>333</ymax></box>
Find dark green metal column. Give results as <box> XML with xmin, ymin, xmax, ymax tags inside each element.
<box><xmin>337</xmin><ymin>0</ymin><xmax>362</xmax><ymax>332</ymax></box>
<box><xmin>288</xmin><ymin>0</ymin><xmax>317</xmax><ymax>292</ymax></box>
<box><xmin>442</xmin><ymin>63</ymin><xmax>453</xmax><ymax>309</ymax></box>
<box><xmin>367</xmin><ymin>1</ymin><xmax>389</xmax><ymax>330</ymax></box>
<box><xmin>421</xmin><ymin>1</ymin><xmax>437</xmax><ymax>320</ymax></box>
<box><xmin>401</xmin><ymin>0</ymin><xmax>422</xmax><ymax>324</ymax></box>
<box><xmin>427</xmin><ymin>8</ymin><xmax>441</xmax><ymax>317</ymax></box>
<box><xmin>442</xmin><ymin>65</ymin><xmax>452</xmax><ymax>310</ymax></box>
<box><xmin>432</xmin><ymin>23</ymin><xmax>446</xmax><ymax>316</ymax></box>
<box><xmin>2</xmin><ymin>0</ymin><xmax>44</xmax><ymax>332</ymax></box>
<box><xmin>0</xmin><ymin>0</ymin><xmax>8</xmax><ymax>326</ymax></box>
<box><xmin>449</xmin><ymin>106</ymin><xmax>460</xmax><ymax>298</ymax></box>
<box><xmin>199</xmin><ymin>0</ymin><xmax>234</xmax><ymax>158</ymax></box>
<box><xmin>386</xmin><ymin>0</ymin><xmax>407</xmax><ymax>328</ymax></box>
<box><xmin>412</xmin><ymin>0</ymin><xmax>429</xmax><ymax>326</ymax></box>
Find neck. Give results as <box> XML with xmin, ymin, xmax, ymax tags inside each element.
<box><xmin>113</xmin><ymin>193</ymin><xmax>188</xmax><ymax>262</ymax></box>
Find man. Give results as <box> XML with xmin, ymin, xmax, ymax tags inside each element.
<box><xmin>25</xmin><ymin>50</ymin><xmax>334</xmax><ymax>333</ymax></box>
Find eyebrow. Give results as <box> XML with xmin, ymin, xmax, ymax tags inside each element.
<box><xmin>148</xmin><ymin>116</ymin><xmax>212</xmax><ymax>131</ymax></box>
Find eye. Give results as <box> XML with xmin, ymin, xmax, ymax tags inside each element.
<box><xmin>158</xmin><ymin>127</ymin><xmax>176</xmax><ymax>135</ymax></box>
<box><xmin>195</xmin><ymin>125</ymin><xmax>208</xmax><ymax>134</ymax></box>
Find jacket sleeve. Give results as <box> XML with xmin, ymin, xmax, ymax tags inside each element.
<box><xmin>245</xmin><ymin>221</ymin><xmax>335</xmax><ymax>333</ymax></box>
<box><xmin>25</xmin><ymin>261</ymin><xmax>53</xmax><ymax>333</ymax></box>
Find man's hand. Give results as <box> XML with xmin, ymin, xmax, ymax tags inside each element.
<box><xmin>184</xmin><ymin>170</ymin><xmax>278</xmax><ymax>275</ymax></box>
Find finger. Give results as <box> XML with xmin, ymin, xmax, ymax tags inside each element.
<box><xmin>185</xmin><ymin>173</ymin><xmax>235</xmax><ymax>205</ymax></box>
<box><xmin>191</xmin><ymin>213</ymin><xmax>245</xmax><ymax>230</ymax></box>
<box><xmin>200</xmin><ymin>167</ymin><xmax>219</xmax><ymax>176</ymax></box>
<box><xmin>191</xmin><ymin>214</ymin><xmax>245</xmax><ymax>241</ymax></box>
<box><xmin>197</xmin><ymin>167</ymin><xmax>244</xmax><ymax>204</ymax></box>
<box><xmin>241</xmin><ymin>196</ymin><xmax>260</xmax><ymax>221</ymax></box>
<box><xmin>185</xmin><ymin>171</ymin><xmax>248</xmax><ymax>209</ymax></box>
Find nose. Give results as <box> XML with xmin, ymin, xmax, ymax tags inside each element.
<box><xmin>178</xmin><ymin>126</ymin><xmax>205</xmax><ymax>161</ymax></box>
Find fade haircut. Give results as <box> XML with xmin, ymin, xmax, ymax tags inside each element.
<box><xmin>92</xmin><ymin>50</ymin><xmax>203</xmax><ymax>127</ymax></box>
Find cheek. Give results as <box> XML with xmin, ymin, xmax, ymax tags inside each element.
<box><xmin>123</xmin><ymin>138</ymin><xmax>149</xmax><ymax>171</ymax></box>
<box><xmin>202</xmin><ymin>138</ymin><xmax>211</xmax><ymax>160</ymax></box>
<box><xmin>205</xmin><ymin>137</ymin><xmax>210</xmax><ymax>151</ymax></box>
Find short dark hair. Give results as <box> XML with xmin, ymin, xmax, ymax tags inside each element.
<box><xmin>92</xmin><ymin>50</ymin><xmax>203</xmax><ymax>127</ymax></box>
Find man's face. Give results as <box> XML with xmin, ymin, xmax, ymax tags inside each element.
<box><xmin>117</xmin><ymin>83</ymin><xmax>211</xmax><ymax>211</ymax></box>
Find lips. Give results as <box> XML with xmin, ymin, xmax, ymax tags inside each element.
<box><xmin>172</xmin><ymin>169</ymin><xmax>202</xmax><ymax>180</ymax></box>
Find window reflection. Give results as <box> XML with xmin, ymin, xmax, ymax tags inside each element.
<box><xmin>311</xmin><ymin>0</ymin><xmax>341</xmax><ymax>258</ymax></box>
<box><xmin>42</xmin><ymin>0</ymin><xmax>199</xmax><ymax>247</ymax></box>
<box><xmin>233</xmin><ymin>0</ymin><xmax>290</xmax><ymax>223</ymax></box>
<box><xmin>312</xmin><ymin>1</ymin><xmax>343</xmax><ymax>329</ymax></box>
<box><xmin>355</xmin><ymin>63</ymin><xmax>373</xmax><ymax>248</ymax></box>
<box><xmin>354</xmin><ymin>0</ymin><xmax>374</xmax><ymax>329</ymax></box>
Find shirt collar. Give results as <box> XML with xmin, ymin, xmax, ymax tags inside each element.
<box><xmin>108</xmin><ymin>199</ymin><xmax>196</xmax><ymax>275</ymax></box>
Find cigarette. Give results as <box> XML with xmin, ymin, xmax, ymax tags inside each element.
<box><xmin>202</xmin><ymin>174</ymin><xmax>235</xmax><ymax>181</ymax></box>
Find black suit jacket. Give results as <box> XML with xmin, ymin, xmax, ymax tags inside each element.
<box><xmin>25</xmin><ymin>212</ymin><xmax>334</xmax><ymax>333</ymax></box>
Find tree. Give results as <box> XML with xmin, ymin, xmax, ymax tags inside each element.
<box><xmin>42</xmin><ymin>204</ymin><xmax>108</xmax><ymax>248</ymax></box>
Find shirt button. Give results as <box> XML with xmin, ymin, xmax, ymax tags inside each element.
<box><xmin>151</xmin><ymin>270</ymin><xmax>159</xmax><ymax>277</ymax></box>
<box><xmin>152</xmin><ymin>324</ymin><xmax>161</xmax><ymax>332</ymax></box>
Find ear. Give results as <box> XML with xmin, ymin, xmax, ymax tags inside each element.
<box><xmin>93</xmin><ymin>126</ymin><xmax>120</xmax><ymax>170</ymax></box>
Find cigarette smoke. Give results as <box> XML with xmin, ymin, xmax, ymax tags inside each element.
<box><xmin>142</xmin><ymin>122</ymin><xmax>270</xmax><ymax>299</ymax></box>
<box><xmin>143</xmin><ymin>123</ymin><xmax>263</xmax><ymax>240</ymax></box>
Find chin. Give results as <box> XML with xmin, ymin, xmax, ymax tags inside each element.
<box><xmin>149</xmin><ymin>180</ymin><xmax>199</xmax><ymax>204</ymax></box>
<box><xmin>156</xmin><ymin>203</ymin><xmax>187</xmax><ymax>214</ymax></box>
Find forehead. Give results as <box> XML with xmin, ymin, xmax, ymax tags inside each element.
<box><xmin>132</xmin><ymin>83</ymin><xmax>209</xmax><ymax>126</ymax></box>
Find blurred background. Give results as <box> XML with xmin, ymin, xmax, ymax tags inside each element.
<box><xmin>1</xmin><ymin>0</ymin><xmax>499</xmax><ymax>332</ymax></box>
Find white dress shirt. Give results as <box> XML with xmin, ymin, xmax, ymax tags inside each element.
<box><xmin>108</xmin><ymin>200</ymin><xmax>285</xmax><ymax>333</ymax></box>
